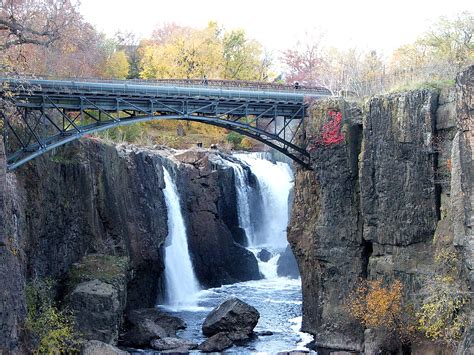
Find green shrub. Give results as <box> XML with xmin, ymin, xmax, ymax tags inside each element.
<box><xmin>25</xmin><ymin>278</ymin><xmax>81</xmax><ymax>354</ymax></box>
<box><xmin>226</xmin><ymin>131</ymin><xmax>243</xmax><ymax>146</ymax></box>
<box><xmin>415</xmin><ymin>248</ymin><xmax>469</xmax><ymax>344</ymax></box>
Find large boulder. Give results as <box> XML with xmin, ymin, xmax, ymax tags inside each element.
<box><xmin>257</xmin><ymin>248</ymin><xmax>272</xmax><ymax>262</ymax></box>
<box><xmin>198</xmin><ymin>332</ymin><xmax>233</xmax><ymax>352</ymax></box>
<box><xmin>81</xmin><ymin>340</ymin><xmax>128</xmax><ymax>355</ymax></box>
<box><xmin>277</xmin><ymin>245</ymin><xmax>300</xmax><ymax>278</ymax></box>
<box><xmin>202</xmin><ymin>297</ymin><xmax>259</xmax><ymax>337</ymax></box>
<box><xmin>150</xmin><ymin>337</ymin><xmax>198</xmax><ymax>351</ymax></box>
<box><xmin>67</xmin><ymin>279</ymin><xmax>122</xmax><ymax>344</ymax></box>
<box><xmin>120</xmin><ymin>308</ymin><xmax>186</xmax><ymax>347</ymax></box>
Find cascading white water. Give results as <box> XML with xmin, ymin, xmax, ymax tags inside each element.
<box><xmin>235</xmin><ymin>153</ymin><xmax>294</xmax><ymax>249</ymax></box>
<box><xmin>162</xmin><ymin>167</ymin><xmax>200</xmax><ymax>309</ymax></box>
<box><xmin>226</xmin><ymin>161</ymin><xmax>254</xmax><ymax>246</ymax></box>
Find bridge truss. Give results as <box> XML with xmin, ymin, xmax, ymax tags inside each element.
<box><xmin>1</xmin><ymin>78</ymin><xmax>332</xmax><ymax>170</ymax></box>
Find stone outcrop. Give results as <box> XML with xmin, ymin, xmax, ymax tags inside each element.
<box><xmin>13</xmin><ymin>140</ymin><xmax>169</xmax><ymax>312</ymax></box>
<box><xmin>120</xmin><ymin>308</ymin><xmax>186</xmax><ymax>347</ymax></box>
<box><xmin>68</xmin><ymin>279</ymin><xmax>122</xmax><ymax>344</ymax></box>
<box><xmin>202</xmin><ymin>297</ymin><xmax>259</xmax><ymax>337</ymax></box>
<box><xmin>288</xmin><ymin>66</ymin><xmax>473</xmax><ymax>353</ymax></box>
<box><xmin>257</xmin><ymin>248</ymin><xmax>272</xmax><ymax>262</ymax></box>
<box><xmin>150</xmin><ymin>337</ymin><xmax>198</xmax><ymax>351</ymax></box>
<box><xmin>173</xmin><ymin>151</ymin><xmax>261</xmax><ymax>288</ymax></box>
<box><xmin>198</xmin><ymin>332</ymin><xmax>234</xmax><ymax>352</ymax></box>
<box><xmin>277</xmin><ymin>245</ymin><xmax>300</xmax><ymax>278</ymax></box>
<box><xmin>66</xmin><ymin>254</ymin><xmax>129</xmax><ymax>343</ymax></box>
<box><xmin>81</xmin><ymin>340</ymin><xmax>128</xmax><ymax>355</ymax></box>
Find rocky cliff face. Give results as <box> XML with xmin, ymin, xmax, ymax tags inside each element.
<box><xmin>0</xmin><ymin>139</ymin><xmax>260</xmax><ymax>351</ymax></box>
<box><xmin>288</xmin><ymin>66</ymin><xmax>473</xmax><ymax>353</ymax></box>
<box><xmin>0</xmin><ymin>137</ymin><xmax>26</xmax><ymax>352</ymax></box>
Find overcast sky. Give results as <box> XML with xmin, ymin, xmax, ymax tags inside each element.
<box><xmin>80</xmin><ymin>0</ymin><xmax>471</xmax><ymax>57</ymax></box>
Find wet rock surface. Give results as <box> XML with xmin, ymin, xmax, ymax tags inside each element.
<box><xmin>257</xmin><ymin>248</ymin><xmax>272</xmax><ymax>262</ymax></box>
<box><xmin>0</xmin><ymin>140</ymin><xmax>261</xmax><ymax>350</ymax></box>
<box><xmin>81</xmin><ymin>340</ymin><xmax>129</xmax><ymax>355</ymax></box>
<box><xmin>149</xmin><ymin>337</ymin><xmax>198</xmax><ymax>351</ymax></box>
<box><xmin>277</xmin><ymin>245</ymin><xmax>300</xmax><ymax>278</ymax></box>
<box><xmin>198</xmin><ymin>332</ymin><xmax>233</xmax><ymax>352</ymax></box>
<box><xmin>202</xmin><ymin>297</ymin><xmax>260</xmax><ymax>337</ymax></box>
<box><xmin>120</xmin><ymin>308</ymin><xmax>186</xmax><ymax>347</ymax></box>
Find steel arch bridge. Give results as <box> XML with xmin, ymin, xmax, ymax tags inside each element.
<box><xmin>0</xmin><ymin>78</ymin><xmax>332</xmax><ymax>171</ymax></box>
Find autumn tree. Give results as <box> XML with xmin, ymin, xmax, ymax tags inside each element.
<box><xmin>420</xmin><ymin>11</ymin><xmax>473</xmax><ymax>70</ymax></box>
<box><xmin>222</xmin><ymin>29</ymin><xmax>264</xmax><ymax>80</ymax></box>
<box><xmin>388</xmin><ymin>12</ymin><xmax>473</xmax><ymax>85</ymax></box>
<box><xmin>140</xmin><ymin>22</ymin><xmax>222</xmax><ymax>79</ymax></box>
<box><xmin>0</xmin><ymin>0</ymin><xmax>81</xmax><ymax>51</ymax></box>
<box><xmin>139</xmin><ymin>22</ymin><xmax>270</xmax><ymax>81</ymax></box>
<box><xmin>0</xmin><ymin>0</ymin><xmax>109</xmax><ymax>77</ymax></box>
<box><xmin>104</xmin><ymin>50</ymin><xmax>129</xmax><ymax>79</ymax></box>
<box><xmin>281</xmin><ymin>33</ymin><xmax>326</xmax><ymax>85</ymax></box>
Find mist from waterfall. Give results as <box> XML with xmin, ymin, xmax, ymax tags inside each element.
<box><xmin>162</xmin><ymin>167</ymin><xmax>200</xmax><ymax>309</ymax></box>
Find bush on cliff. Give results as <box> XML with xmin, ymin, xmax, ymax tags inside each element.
<box><xmin>346</xmin><ymin>248</ymin><xmax>470</xmax><ymax>347</ymax></box>
<box><xmin>415</xmin><ymin>248</ymin><xmax>469</xmax><ymax>345</ymax></box>
<box><xmin>347</xmin><ymin>280</ymin><xmax>404</xmax><ymax>327</ymax></box>
<box><xmin>25</xmin><ymin>278</ymin><xmax>81</xmax><ymax>354</ymax></box>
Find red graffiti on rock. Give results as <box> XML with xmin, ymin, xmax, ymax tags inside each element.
<box><xmin>318</xmin><ymin>110</ymin><xmax>344</xmax><ymax>146</ymax></box>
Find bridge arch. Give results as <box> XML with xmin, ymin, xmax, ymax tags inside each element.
<box><xmin>4</xmin><ymin>113</ymin><xmax>309</xmax><ymax>170</ymax></box>
<box><xmin>1</xmin><ymin>78</ymin><xmax>332</xmax><ymax>170</ymax></box>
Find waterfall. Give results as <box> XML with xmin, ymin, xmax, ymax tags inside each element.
<box><xmin>162</xmin><ymin>167</ymin><xmax>200</xmax><ymax>309</ymax></box>
<box><xmin>235</xmin><ymin>153</ymin><xmax>294</xmax><ymax>249</ymax></box>
<box><xmin>226</xmin><ymin>161</ymin><xmax>254</xmax><ymax>246</ymax></box>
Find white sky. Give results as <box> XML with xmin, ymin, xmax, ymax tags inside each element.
<box><xmin>80</xmin><ymin>0</ymin><xmax>472</xmax><ymax>58</ymax></box>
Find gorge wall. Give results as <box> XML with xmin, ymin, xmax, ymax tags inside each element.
<box><xmin>288</xmin><ymin>66</ymin><xmax>473</xmax><ymax>353</ymax></box>
<box><xmin>0</xmin><ymin>140</ymin><xmax>260</xmax><ymax>352</ymax></box>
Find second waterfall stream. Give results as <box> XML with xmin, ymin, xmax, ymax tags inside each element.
<box><xmin>162</xmin><ymin>166</ymin><xmax>200</xmax><ymax>309</ymax></box>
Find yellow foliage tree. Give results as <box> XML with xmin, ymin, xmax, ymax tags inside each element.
<box><xmin>140</xmin><ymin>22</ymin><xmax>222</xmax><ymax>79</ymax></box>
<box><xmin>139</xmin><ymin>22</ymin><xmax>269</xmax><ymax>81</ymax></box>
<box><xmin>105</xmin><ymin>50</ymin><xmax>130</xmax><ymax>79</ymax></box>
<box><xmin>347</xmin><ymin>279</ymin><xmax>404</xmax><ymax>331</ymax></box>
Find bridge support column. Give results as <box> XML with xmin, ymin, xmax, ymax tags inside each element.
<box><xmin>0</xmin><ymin>135</ymin><xmax>25</xmax><ymax>352</ymax></box>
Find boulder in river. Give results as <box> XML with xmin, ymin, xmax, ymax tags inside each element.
<box><xmin>202</xmin><ymin>297</ymin><xmax>259</xmax><ymax>337</ymax></box>
<box><xmin>257</xmin><ymin>248</ymin><xmax>272</xmax><ymax>262</ymax></box>
<box><xmin>120</xmin><ymin>308</ymin><xmax>186</xmax><ymax>347</ymax></box>
<box><xmin>81</xmin><ymin>340</ymin><xmax>128</xmax><ymax>355</ymax></box>
<box><xmin>198</xmin><ymin>332</ymin><xmax>233</xmax><ymax>352</ymax></box>
<box><xmin>150</xmin><ymin>337</ymin><xmax>198</xmax><ymax>351</ymax></box>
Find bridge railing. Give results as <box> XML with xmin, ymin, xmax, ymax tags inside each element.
<box><xmin>0</xmin><ymin>73</ymin><xmax>333</xmax><ymax>96</ymax></box>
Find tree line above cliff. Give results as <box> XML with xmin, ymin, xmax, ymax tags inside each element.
<box><xmin>1</xmin><ymin>0</ymin><xmax>472</xmax><ymax>97</ymax></box>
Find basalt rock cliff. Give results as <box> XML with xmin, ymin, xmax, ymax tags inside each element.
<box><xmin>288</xmin><ymin>66</ymin><xmax>473</xmax><ymax>354</ymax></box>
<box><xmin>0</xmin><ymin>140</ymin><xmax>260</xmax><ymax>352</ymax></box>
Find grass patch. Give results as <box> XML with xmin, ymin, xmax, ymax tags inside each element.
<box><xmin>67</xmin><ymin>254</ymin><xmax>129</xmax><ymax>291</ymax></box>
<box><xmin>388</xmin><ymin>79</ymin><xmax>455</xmax><ymax>94</ymax></box>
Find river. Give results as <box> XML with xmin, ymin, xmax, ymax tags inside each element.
<box><xmin>155</xmin><ymin>153</ymin><xmax>313</xmax><ymax>353</ymax></box>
